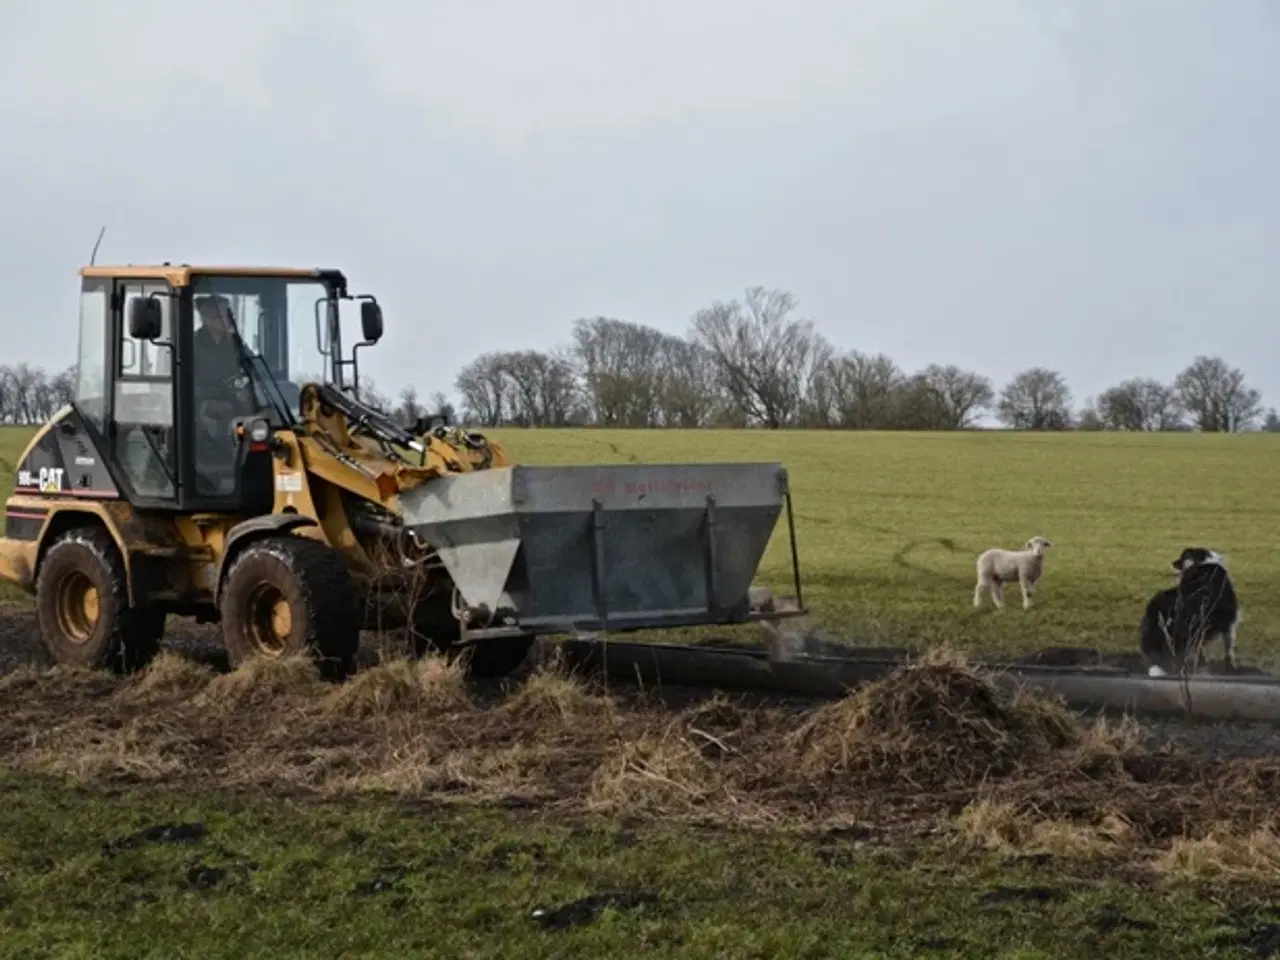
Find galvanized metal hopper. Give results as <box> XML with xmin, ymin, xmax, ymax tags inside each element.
<box><xmin>398</xmin><ymin>462</ymin><xmax>804</xmax><ymax>640</ymax></box>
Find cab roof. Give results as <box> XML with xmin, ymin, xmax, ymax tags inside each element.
<box><xmin>79</xmin><ymin>264</ymin><xmax>333</xmax><ymax>287</ymax></box>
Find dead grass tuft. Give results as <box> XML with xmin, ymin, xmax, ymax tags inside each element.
<box><xmin>1071</xmin><ymin>714</ymin><xmax>1147</xmax><ymax>775</ymax></box>
<box><xmin>500</xmin><ymin>662</ymin><xmax>615</xmax><ymax>726</ymax></box>
<box><xmin>951</xmin><ymin>797</ymin><xmax>1133</xmax><ymax>859</ymax></box>
<box><xmin>357</xmin><ymin>743</ymin><xmax>550</xmax><ymax>802</ymax></box>
<box><xmin>590</xmin><ymin>728</ymin><xmax>723</xmax><ymax>813</ymax></box>
<box><xmin>324</xmin><ymin>656</ymin><xmax>470</xmax><ymax>719</ymax></box>
<box><xmin>680</xmin><ymin>694</ymin><xmax>755</xmax><ymax>734</ymax></box>
<box><xmin>117</xmin><ymin>651</ymin><xmax>216</xmax><ymax>705</ymax></box>
<box><xmin>787</xmin><ymin>649</ymin><xmax>1081</xmax><ymax>788</ymax></box>
<box><xmin>24</xmin><ymin>714</ymin><xmax>200</xmax><ymax>784</ymax></box>
<box><xmin>195</xmin><ymin>654</ymin><xmax>324</xmax><ymax>710</ymax></box>
<box><xmin>0</xmin><ymin>662</ymin><xmax>118</xmax><ymax>700</ymax></box>
<box><xmin>1157</xmin><ymin>826</ymin><xmax>1280</xmax><ymax>880</ymax></box>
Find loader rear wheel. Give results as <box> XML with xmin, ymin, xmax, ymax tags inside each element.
<box><xmin>35</xmin><ymin>528</ymin><xmax>161</xmax><ymax>673</ymax></box>
<box><xmin>219</xmin><ymin>535</ymin><xmax>360</xmax><ymax>679</ymax></box>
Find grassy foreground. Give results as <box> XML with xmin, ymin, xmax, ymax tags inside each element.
<box><xmin>3</xmin><ymin>425</ymin><xmax>1279</xmax><ymax>660</ymax></box>
<box><xmin>0</xmin><ymin>773</ymin><xmax>1268</xmax><ymax>960</ymax></box>
<box><xmin>4</xmin><ymin>647</ymin><xmax>1280</xmax><ymax>959</ymax></box>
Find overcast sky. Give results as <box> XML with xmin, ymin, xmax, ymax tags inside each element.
<box><xmin>3</xmin><ymin>0</ymin><xmax>1278</xmax><ymax>413</ymax></box>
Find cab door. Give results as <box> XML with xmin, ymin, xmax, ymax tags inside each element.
<box><xmin>109</xmin><ymin>280</ymin><xmax>179</xmax><ymax>506</ymax></box>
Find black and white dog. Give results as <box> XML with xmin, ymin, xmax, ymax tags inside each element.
<box><xmin>1139</xmin><ymin>547</ymin><xmax>1241</xmax><ymax>677</ymax></box>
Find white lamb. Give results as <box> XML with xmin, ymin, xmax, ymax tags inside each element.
<box><xmin>973</xmin><ymin>537</ymin><xmax>1053</xmax><ymax>610</ymax></box>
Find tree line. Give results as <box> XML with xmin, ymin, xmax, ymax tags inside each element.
<box><xmin>439</xmin><ymin>286</ymin><xmax>1278</xmax><ymax>433</ymax></box>
<box><xmin>3</xmin><ymin>285</ymin><xmax>1277</xmax><ymax>433</ymax></box>
<box><xmin>0</xmin><ymin>364</ymin><xmax>76</xmax><ymax>426</ymax></box>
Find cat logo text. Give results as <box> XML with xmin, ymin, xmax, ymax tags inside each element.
<box><xmin>17</xmin><ymin>468</ymin><xmax>65</xmax><ymax>493</ymax></box>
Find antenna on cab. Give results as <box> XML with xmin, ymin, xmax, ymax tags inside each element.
<box><xmin>89</xmin><ymin>226</ymin><xmax>106</xmax><ymax>266</ymax></box>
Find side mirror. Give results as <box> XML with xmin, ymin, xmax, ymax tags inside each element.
<box><xmin>360</xmin><ymin>301</ymin><xmax>383</xmax><ymax>343</ymax></box>
<box><xmin>128</xmin><ymin>297</ymin><xmax>163</xmax><ymax>340</ymax></box>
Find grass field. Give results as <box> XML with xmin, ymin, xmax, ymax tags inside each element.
<box><xmin>0</xmin><ymin>773</ymin><xmax>1260</xmax><ymax>960</ymax></box>
<box><xmin>7</xmin><ymin>424</ymin><xmax>1277</xmax><ymax>660</ymax></box>
<box><xmin>4</xmin><ymin>424</ymin><xmax>1280</xmax><ymax>956</ymax></box>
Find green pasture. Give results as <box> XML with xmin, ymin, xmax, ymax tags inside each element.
<box><xmin>0</xmin><ymin>774</ymin><xmax>1250</xmax><ymax>960</ymax></box>
<box><xmin>4</xmin><ymin>425</ymin><xmax>1278</xmax><ymax>661</ymax></box>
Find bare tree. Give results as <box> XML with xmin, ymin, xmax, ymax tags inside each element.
<box><xmin>656</xmin><ymin>338</ymin><xmax>722</xmax><ymax>427</ymax></box>
<box><xmin>799</xmin><ymin>352</ymin><xmax>839</xmax><ymax>428</ymax></box>
<box><xmin>910</xmin><ymin>364</ymin><xmax>994</xmax><ymax>429</ymax></box>
<box><xmin>1075</xmin><ymin>403</ymin><xmax>1104</xmax><ymax>431</ymax></box>
<box><xmin>887</xmin><ymin>375</ymin><xmax>942</xmax><ymax>430</ymax></box>
<box><xmin>0</xmin><ymin>364</ymin><xmax>74</xmax><ymax>423</ymax></box>
<box><xmin>0</xmin><ymin>366</ymin><xmax>18</xmax><ymax>424</ymax></box>
<box><xmin>1174</xmin><ymin>356</ymin><xmax>1262</xmax><ymax>432</ymax></box>
<box><xmin>455</xmin><ymin>352</ymin><xmax>513</xmax><ymax>426</ymax></box>
<box><xmin>1094</xmin><ymin>377</ymin><xmax>1183</xmax><ymax>431</ymax></box>
<box><xmin>50</xmin><ymin>365</ymin><xmax>75</xmax><ymax>411</ymax></box>
<box><xmin>355</xmin><ymin>375</ymin><xmax>392</xmax><ymax>413</ymax></box>
<box><xmin>428</xmin><ymin>390</ymin><xmax>457</xmax><ymax>426</ymax></box>
<box><xmin>571</xmin><ymin>317</ymin><xmax>669</xmax><ymax>426</ymax></box>
<box><xmin>997</xmin><ymin>368</ymin><xmax>1073</xmax><ymax>430</ymax></box>
<box><xmin>690</xmin><ymin>286</ymin><xmax>830</xmax><ymax>428</ymax></box>
<box><xmin>4</xmin><ymin>363</ymin><xmax>42</xmax><ymax>424</ymax></box>
<box><xmin>829</xmin><ymin>351</ymin><xmax>902</xmax><ymax>429</ymax></box>
<box><xmin>1264</xmin><ymin>408</ymin><xmax>1280</xmax><ymax>433</ymax></box>
<box><xmin>499</xmin><ymin>349</ymin><xmax>582</xmax><ymax>426</ymax></box>
<box><xmin>391</xmin><ymin>386</ymin><xmax>426</xmax><ymax>428</ymax></box>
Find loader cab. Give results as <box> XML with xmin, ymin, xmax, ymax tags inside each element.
<box><xmin>71</xmin><ymin>264</ymin><xmax>383</xmax><ymax>515</ymax></box>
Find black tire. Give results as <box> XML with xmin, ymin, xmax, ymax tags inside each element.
<box><xmin>464</xmin><ymin>637</ymin><xmax>535</xmax><ymax>678</ymax></box>
<box><xmin>35</xmin><ymin>527</ymin><xmax>161</xmax><ymax>673</ymax></box>
<box><xmin>409</xmin><ymin>592</ymin><xmax>461</xmax><ymax>658</ymax></box>
<box><xmin>219</xmin><ymin>535</ymin><xmax>360</xmax><ymax>679</ymax></box>
<box><xmin>409</xmin><ymin>596</ymin><xmax>532</xmax><ymax>678</ymax></box>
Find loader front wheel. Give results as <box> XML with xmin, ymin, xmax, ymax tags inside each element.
<box><xmin>35</xmin><ymin>528</ymin><xmax>160</xmax><ymax>673</ymax></box>
<box><xmin>219</xmin><ymin>536</ymin><xmax>360</xmax><ymax>679</ymax></box>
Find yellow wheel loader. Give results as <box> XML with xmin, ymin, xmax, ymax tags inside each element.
<box><xmin>0</xmin><ymin>263</ymin><xmax>804</xmax><ymax>679</ymax></box>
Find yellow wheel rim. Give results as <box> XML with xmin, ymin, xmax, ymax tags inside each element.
<box><xmin>55</xmin><ymin>571</ymin><xmax>100</xmax><ymax>644</ymax></box>
<box><xmin>245</xmin><ymin>582</ymin><xmax>293</xmax><ymax>655</ymax></box>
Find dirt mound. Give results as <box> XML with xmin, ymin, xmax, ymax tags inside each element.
<box><xmin>498</xmin><ymin>663</ymin><xmax>615</xmax><ymax>727</ymax></box>
<box><xmin>788</xmin><ymin>648</ymin><xmax>1079</xmax><ymax>787</ymax></box>
<box><xmin>324</xmin><ymin>657</ymin><xmax>470</xmax><ymax>719</ymax></box>
<box><xmin>194</xmin><ymin>655</ymin><xmax>326</xmax><ymax>710</ymax></box>
<box><xmin>117</xmin><ymin>652</ymin><xmax>217</xmax><ymax>705</ymax></box>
